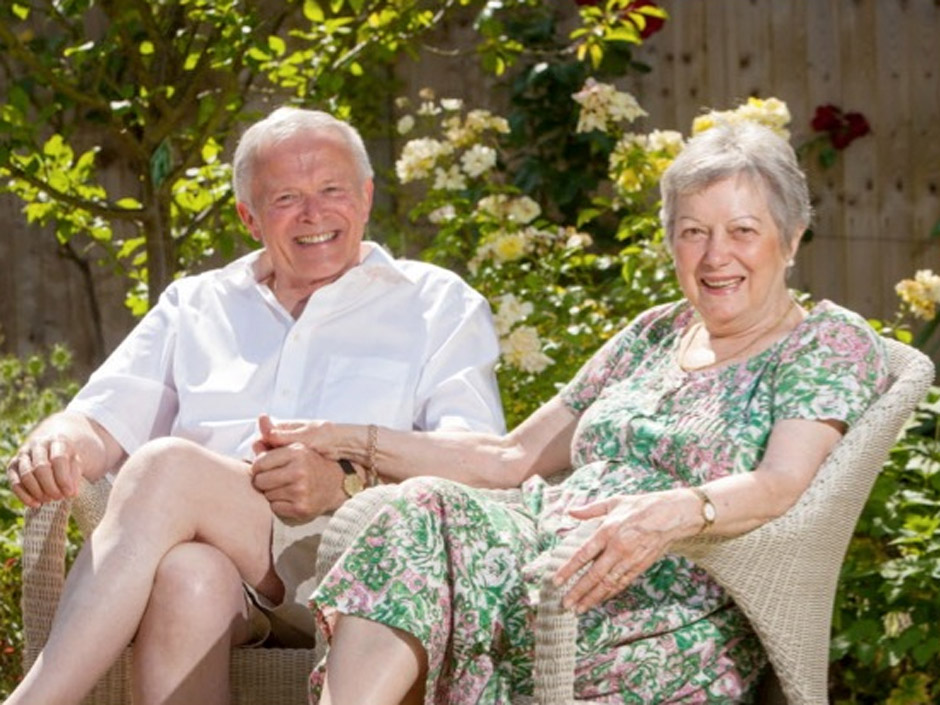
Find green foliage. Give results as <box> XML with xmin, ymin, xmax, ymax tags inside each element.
<box><xmin>389</xmin><ymin>74</ymin><xmax>681</xmax><ymax>426</ymax></box>
<box><xmin>831</xmin><ymin>387</ymin><xmax>940</xmax><ymax>704</ymax></box>
<box><xmin>0</xmin><ymin>0</ymin><xmax>545</xmax><ymax>317</ymax></box>
<box><xmin>0</xmin><ymin>338</ymin><xmax>77</xmax><ymax>698</ymax></box>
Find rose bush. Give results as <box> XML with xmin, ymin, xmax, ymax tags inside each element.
<box><xmin>391</xmin><ymin>86</ymin><xmax>802</xmax><ymax>425</ymax></box>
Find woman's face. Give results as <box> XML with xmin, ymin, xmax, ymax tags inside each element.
<box><xmin>671</xmin><ymin>174</ymin><xmax>799</xmax><ymax>335</ymax></box>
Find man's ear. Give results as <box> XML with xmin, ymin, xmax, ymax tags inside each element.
<box><xmin>363</xmin><ymin>178</ymin><xmax>375</xmax><ymax>220</ymax></box>
<box><xmin>236</xmin><ymin>201</ymin><xmax>262</xmax><ymax>243</ymax></box>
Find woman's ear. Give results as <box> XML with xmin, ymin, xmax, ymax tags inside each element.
<box><xmin>787</xmin><ymin>227</ymin><xmax>806</xmax><ymax>264</ymax></box>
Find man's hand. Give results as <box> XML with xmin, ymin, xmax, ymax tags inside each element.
<box><xmin>6</xmin><ymin>434</ymin><xmax>84</xmax><ymax>509</ymax></box>
<box><xmin>250</xmin><ymin>439</ymin><xmax>347</xmax><ymax>521</ymax></box>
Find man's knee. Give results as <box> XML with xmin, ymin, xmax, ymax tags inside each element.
<box><xmin>148</xmin><ymin>542</ymin><xmax>246</xmax><ymax>624</ymax></box>
<box><xmin>109</xmin><ymin>437</ymin><xmax>229</xmax><ymax>510</ymax></box>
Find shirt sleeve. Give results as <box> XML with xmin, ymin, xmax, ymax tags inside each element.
<box><xmin>66</xmin><ymin>284</ymin><xmax>181</xmax><ymax>455</ymax></box>
<box><xmin>560</xmin><ymin>303</ymin><xmax>678</xmax><ymax>415</ymax></box>
<box><xmin>772</xmin><ymin>306</ymin><xmax>890</xmax><ymax>427</ymax></box>
<box><xmin>414</xmin><ymin>284</ymin><xmax>506</xmax><ymax>434</ymax></box>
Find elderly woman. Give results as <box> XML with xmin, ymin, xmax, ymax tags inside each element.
<box><xmin>263</xmin><ymin>121</ymin><xmax>889</xmax><ymax>703</ymax></box>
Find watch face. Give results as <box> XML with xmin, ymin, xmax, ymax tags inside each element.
<box><xmin>343</xmin><ymin>473</ymin><xmax>365</xmax><ymax>497</ymax></box>
<box><xmin>703</xmin><ymin>502</ymin><xmax>717</xmax><ymax>523</ymax></box>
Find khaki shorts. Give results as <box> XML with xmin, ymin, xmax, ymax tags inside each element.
<box><xmin>243</xmin><ymin>512</ymin><xmax>335</xmax><ymax>648</ymax></box>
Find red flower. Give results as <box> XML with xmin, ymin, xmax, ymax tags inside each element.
<box><xmin>811</xmin><ymin>104</ymin><xmax>871</xmax><ymax>150</ymax></box>
<box><xmin>811</xmin><ymin>104</ymin><xmax>842</xmax><ymax>133</ymax></box>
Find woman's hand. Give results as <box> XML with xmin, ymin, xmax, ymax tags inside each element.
<box><xmin>253</xmin><ymin>414</ymin><xmax>335</xmax><ymax>457</ymax></box>
<box><xmin>552</xmin><ymin>491</ymin><xmax>696</xmax><ymax>613</ymax></box>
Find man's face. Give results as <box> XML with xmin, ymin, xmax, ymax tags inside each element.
<box><xmin>237</xmin><ymin>130</ymin><xmax>374</xmax><ymax>297</ymax></box>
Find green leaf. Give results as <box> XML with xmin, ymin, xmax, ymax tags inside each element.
<box><xmin>604</xmin><ymin>27</ymin><xmax>641</xmax><ymax>45</ymax></box>
<box><xmin>819</xmin><ymin>146</ymin><xmax>837</xmax><ymax>169</ymax></box>
<box><xmin>116</xmin><ymin>237</ymin><xmax>145</xmax><ymax>259</ymax></box>
<box><xmin>268</xmin><ymin>35</ymin><xmax>286</xmax><ymax>57</ymax></box>
<box><xmin>895</xmin><ymin>329</ymin><xmax>914</xmax><ymax>344</ymax></box>
<box><xmin>150</xmin><ymin>141</ymin><xmax>172</xmax><ymax>188</ymax></box>
<box><xmin>12</xmin><ymin>3</ymin><xmax>29</xmax><ymax>20</ymax></box>
<box><xmin>139</xmin><ymin>40</ymin><xmax>155</xmax><ymax>56</ymax></box>
<box><xmin>303</xmin><ymin>0</ymin><xmax>324</xmax><ymax>22</ymax></box>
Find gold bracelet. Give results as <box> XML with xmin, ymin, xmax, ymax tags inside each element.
<box><xmin>366</xmin><ymin>424</ymin><xmax>379</xmax><ymax>486</ymax></box>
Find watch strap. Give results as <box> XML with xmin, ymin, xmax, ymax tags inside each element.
<box><xmin>690</xmin><ymin>486</ymin><xmax>716</xmax><ymax>532</ymax></box>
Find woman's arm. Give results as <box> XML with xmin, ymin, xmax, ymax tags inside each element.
<box><xmin>555</xmin><ymin>416</ymin><xmax>844</xmax><ymax>612</ymax></box>
<box><xmin>688</xmin><ymin>417</ymin><xmax>844</xmax><ymax>535</ymax></box>
<box><xmin>257</xmin><ymin>396</ymin><xmax>579</xmax><ymax>489</ymax></box>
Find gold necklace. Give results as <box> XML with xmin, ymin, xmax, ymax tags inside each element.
<box><xmin>678</xmin><ymin>299</ymin><xmax>798</xmax><ymax>372</ymax></box>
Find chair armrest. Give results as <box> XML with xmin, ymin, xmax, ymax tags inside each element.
<box><xmin>20</xmin><ymin>477</ymin><xmax>112</xmax><ymax>672</ymax></box>
<box><xmin>21</xmin><ymin>498</ymin><xmax>71</xmax><ymax>671</ymax></box>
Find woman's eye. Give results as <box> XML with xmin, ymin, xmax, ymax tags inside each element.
<box><xmin>679</xmin><ymin>227</ymin><xmax>706</xmax><ymax>240</ymax></box>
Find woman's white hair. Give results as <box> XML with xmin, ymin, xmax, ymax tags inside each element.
<box><xmin>232</xmin><ymin>107</ymin><xmax>373</xmax><ymax>208</ymax></box>
<box><xmin>660</xmin><ymin>120</ymin><xmax>812</xmax><ymax>252</ymax></box>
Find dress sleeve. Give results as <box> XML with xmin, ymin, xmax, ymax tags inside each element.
<box><xmin>559</xmin><ymin>303</ymin><xmax>679</xmax><ymax>415</ymax></box>
<box><xmin>66</xmin><ymin>284</ymin><xmax>181</xmax><ymax>456</ymax></box>
<box><xmin>772</xmin><ymin>306</ymin><xmax>889</xmax><ymax>427</ymax></box>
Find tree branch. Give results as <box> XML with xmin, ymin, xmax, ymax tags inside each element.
<box><xmin>3</xmin><ymin>162</ymin><xmax>144</xmax><ymax>222</ymax></box>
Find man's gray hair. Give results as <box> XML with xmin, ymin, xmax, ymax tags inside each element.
<box><xmin>660</xmin><ymin>120</ymin><xmax>812</xmax><ymax>252</ymax></box>
<box><xmin>233</xmin><ymin>107</ymin><xmax>374</xmax><ymax>208</ymax></box>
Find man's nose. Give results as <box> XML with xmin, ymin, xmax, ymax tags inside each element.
<box><xmin>299</xmin><ymin>194</ymin><xmax>322</xmax><ymax>221</ymax></box>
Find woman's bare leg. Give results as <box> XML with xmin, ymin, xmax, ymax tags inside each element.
<box><xmin>5</xmin><ymin>437</ymin><xmax>279</xmax><ymax>705</ymax></box>
<box><xmin>132</xmin><ymin>542</ymin><xmax>254</xmax><ymax>705</ymax></box>
<box><xmin>319</xmin><ymin>615</ymin><xmax>427</xmax><ymax>705</ymax></box>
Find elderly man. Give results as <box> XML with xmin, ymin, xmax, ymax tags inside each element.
<box><xmin>4</xmin><ymin>107</ymin><xmax>504</xmax><ymax>705</ymax></box>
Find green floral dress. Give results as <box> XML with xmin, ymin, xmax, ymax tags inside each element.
<box><xmin>309</xmin><ymin>300</ymin><xmax>888</xmax><ymax>704</ymax></box>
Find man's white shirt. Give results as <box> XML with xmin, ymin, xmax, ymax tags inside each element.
<box><xmin>68</xmin><ymin>242</ymin><xmax>505</xmax><ymax>461</ymax></box>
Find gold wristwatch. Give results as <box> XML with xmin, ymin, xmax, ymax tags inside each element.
<box><xmin>338</xmin><ymin>459</ymin><xmax>364</xmax><ymax>498</ymax></box>
<box><xmin>690</xmin><ymin>486</ymin><xmax>716</xmax><ymax>532</ymax></box>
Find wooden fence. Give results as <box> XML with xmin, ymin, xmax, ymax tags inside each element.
<box><xmin>1</xmin><ymin>0</ymin><xmax>938</xmax><ymax>379</ymax></box>
<box><xmin>618</xmin><ymin>0</ymin><xmax>939</xmax><ymax>329</ymax></box>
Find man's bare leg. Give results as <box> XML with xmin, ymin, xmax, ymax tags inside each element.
<box><xmin>132</xmin><ymin>542</ymin><xmax>254</xmax><ymax>705</ymax></box>
<box><xmin>5</xmin><ymin>437</ymin><xmax>280</xmax><ymax>705</ymax></box>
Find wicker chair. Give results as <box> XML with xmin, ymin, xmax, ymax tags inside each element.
<box><xmin>20</xmin><ymin>339</ymin><xmax>935</xmax><ymax>704</ymax></box>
